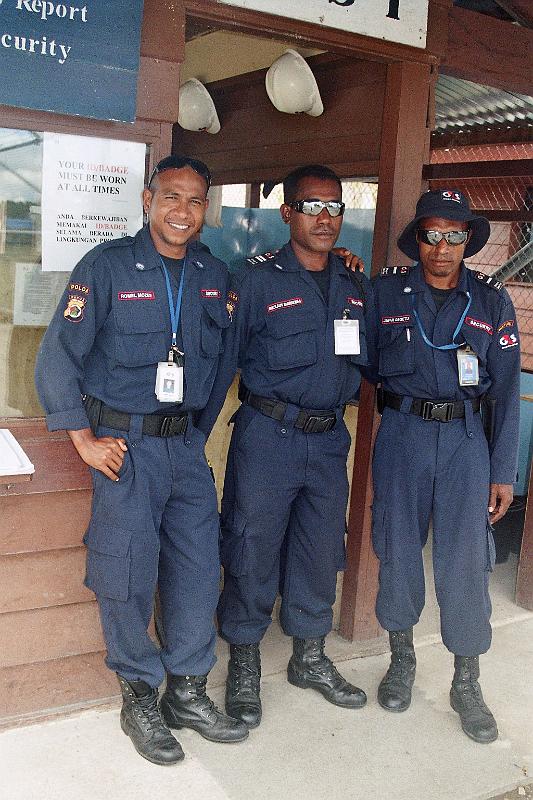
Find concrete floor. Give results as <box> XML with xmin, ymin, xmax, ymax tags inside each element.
<box><xmin>1</xmin><ymin>554</ymin><xmax>532</xmax><ymax>800</ymax></box>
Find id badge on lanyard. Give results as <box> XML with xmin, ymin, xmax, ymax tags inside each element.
<box><xmin>156</xmin><ymin>259</ymin><xmax>185</xmax><ymax>402</ymax></box>
<box><xmin>334</xmin><ymin>309</ymin><xmax>360</xmax><ymax>355</ymax></box>
<box><xmin>457</xmin><ymin>346</ymin><xmax>479</xmax><ymax>386</ymax></box>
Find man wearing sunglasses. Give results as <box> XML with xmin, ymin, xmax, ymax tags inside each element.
<box><xmin>370</xmin><ymin>189</ymin><xmax>520</xmax><ymax>744</ymax></box>
<box><xmin>35</xmin><ymin>155</ymin><xmax>248</xmax><ymax>766</ymax></box>
<box><xmin>198</xmin><ymin>164</ymin><xmax>376</xmax><ymax>728</ymax></box>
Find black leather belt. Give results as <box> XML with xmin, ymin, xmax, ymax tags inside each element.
<box><xmin>238</xmin><ymin>383</ymin><xmax>337</xmax><ymax>433</ymax></box>
<box><xmin>84</xmin><ymin>396</ymin><xmax>188</xmax><ymax>437</ymax></box>
<box><xmin>382</xmin><ymin>389</ymin><xmax>481</xmax><ymax>422</ymax></box>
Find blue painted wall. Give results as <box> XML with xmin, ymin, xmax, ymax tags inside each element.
<box><xmin>517</xmin><ymin>372</ymin><xmax>533</xmax><ymax>495</ymax></box>
<box><xmin>202</xmin><ymin>207</ymin><xmax>375</xmax><ymax>275</ymax></box>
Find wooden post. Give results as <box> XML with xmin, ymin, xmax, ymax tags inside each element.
<box><xmin>339</xmin><ymin>60</ymin><xmax>433</xmax><ymax>641</ymax></box>
<box><xmin>516</xmin><ymin>445</ymin><xmax>533</xmax><ymax>610</ymax></box>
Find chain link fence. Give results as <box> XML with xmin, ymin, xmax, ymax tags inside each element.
<box><xmin>430</xmin><ymin>143</ymin><xmax>533</xmax><ymax>371</ymax></box>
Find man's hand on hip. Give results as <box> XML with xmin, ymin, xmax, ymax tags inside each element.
<box><xmin>68</xmin><ymin>427</ymin><xmax>127</xmax><ymax>481</ymax></box>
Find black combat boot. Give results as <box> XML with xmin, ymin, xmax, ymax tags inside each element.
<box><xmin>377</xmin><ymin>628</ymin><xmax>416</xmax><ymax>712</ymax></box>
<box><xmin>287</xmin><ymin>637</ymin><xmax>367</xmax><ymax>708</ymax></box>
<box><xmin>450</xmin><ymin>655</ymin><xmax>498</xmax><ymax>743</ymax></box>
<box><xmin>225</xmin><ymin>643</ymin><xmax>262</xmax><ymax>728</ymax></box>
<box><xmin>160</xmin><ymin>674</ymin><xmax>249</xmax><ymax>743</ymax></box>
<box><xmin>117</xmin><ymin>675</ymin><xmax>184</xmax><ymax>765</ymax></box>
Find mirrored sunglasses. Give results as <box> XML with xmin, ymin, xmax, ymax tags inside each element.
<box><xmin>148</xmin><ymin>155</ymin><xmax>211</xmax><ymax>190</ymax></box>
<box><xmin>417</xmin><ymin>229</ymin><xmax>470</xmax><ymax>246</ymax></box>
<box><xmin>289</xmin><ymin>199</ymin><xmax>345</xmax><ymax>218</ymax></box>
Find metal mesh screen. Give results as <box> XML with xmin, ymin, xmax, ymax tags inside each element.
<box><xmin>430</xmin><ymin>144</ymin><xmax>533</xmax><ymax>371</ymax></box>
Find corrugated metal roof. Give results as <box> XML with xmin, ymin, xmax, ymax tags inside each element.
<box><xmin>435</xmin><ymin>75</ymin><xmax>533</xmax><ymax>132</ymax></box>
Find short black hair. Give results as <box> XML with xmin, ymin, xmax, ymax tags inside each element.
<box><xmin>283</xmin><ymin>164</ymin><xmax>342</xmax><ymax>204</ymax></box>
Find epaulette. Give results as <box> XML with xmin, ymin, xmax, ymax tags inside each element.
<box><xmin>81</xmin><ymin>235</ymin><xmax>134</xmax><ymax>266</ymax></box>
<box><xmin>380</xmin><ymin>265</ymin><xmax>412</xmax><ymax>277</ymax></box>
<box><xmin>474</xmin><ymin>271</ymin><xmax>503</xmax><ymax>291</ymax></box>
<box><xmin>246</xmin><ymin>251</ymin><xmax>277</xmax><ymax>266</ymax></box>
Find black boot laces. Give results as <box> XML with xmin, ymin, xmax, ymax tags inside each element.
<box><xmin>185</xmin><ymin>676</ymin><xmax>219</xmax><ymax>720</ymax></box>
<box><xmin>132</xmin><ymin>693</ymin><xmax>171</xmax><ymax>738</ymax></box>
<box><xmin>306</xmin><ymin>646</ymin><xmax>353</xmax><ymax>691</ymax></box>
<box><xmin>232</xmin><ymin>647</ymin><xmax>261</xmax><ymax>694</ymax></box>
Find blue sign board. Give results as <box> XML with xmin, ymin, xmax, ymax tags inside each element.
<box><xmin>0</xmin><ymin>0</ymin><xmax>144</xmax><ymax>122</ymax></box>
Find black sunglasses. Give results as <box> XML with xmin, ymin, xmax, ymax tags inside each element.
<box><xmin>289</xmin><ymin>199</ymin><xmax>345</xmax><ymax>218</ymax></box>
<box><xmin>147</xmin><ymin>155</ymin><xmax>212</xmax><ymax>190</ymax></box>
<box><xmin>417</xmin><ymin>229</ymin><xmax>470</xmax><ymax>246</ymax></box>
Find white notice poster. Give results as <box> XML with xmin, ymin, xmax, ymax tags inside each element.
<box><xmin>42</xmin><ymin>133</ymin><xmax>145</xmax><ymax>271</ymax></box>
<box><xmin>13</xmin><ymin>263</ymin><xmax>69</xmax><ymax>327</ymax></box>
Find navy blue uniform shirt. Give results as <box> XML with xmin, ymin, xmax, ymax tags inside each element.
<box><xmin>198</xmin><ymin>242</ymin><xmax>376</xmax><ymax>435</ymax></box>
<box><xmin>35</xmin><ymin>226</ymin><xmax>230</xmax><ymax>431</ymax></box>
<box><xmin>372</xmin><ymin>262</ymin><xmax>520</xmax><ymax>484</ymax></box>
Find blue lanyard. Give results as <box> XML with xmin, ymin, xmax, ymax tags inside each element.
<box><xmin>411</xmin><ymin>291</ymin><xmax>471</xmax><ymax>351</ymax></box>
<box><xmin>160</xmin><ymin>257</ymin><xmax>186</xmax><ymax>351</ymax></box>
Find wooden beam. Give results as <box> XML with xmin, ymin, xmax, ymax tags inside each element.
<box><xmin>441</xmin><ymin>6</ymin><xmax>533</xmax><ymax>96</ymax></box>
<box><xmin>516</xmin><ymin>456</ymin><xmax>533</xmax><ymax>610</ymax></box>
<box><xmin>423</xmin><ymin>159</ymin><xmax>533</xmax><ymax>180</ymax></box>
<box><xmin>339</xmin><ymin>60</ymin><xmax>433</xmax><ymax>642</ymax></box>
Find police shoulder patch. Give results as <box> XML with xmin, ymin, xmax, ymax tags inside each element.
<box><xmin>246</xmin><ymin>251</ymin><xmax>277</xmax><ymax>266</ymax></box>
<box><xmin>474</xmin><ymin>271</ymin><xmax>503</xmax><ymax>291</ymax></box>
<box><xmin>380</xmin><ymin>265</ymin><xmax>412</xmax><ymax>277</ymax></box>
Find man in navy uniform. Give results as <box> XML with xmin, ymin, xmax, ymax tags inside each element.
<box><xmin>35</xmin><ymin>156</ymin><xmax>248</xmax><ymax>765</ymax></box>
<box><xmin>198</xmin><ymin>165</ymin><xmax>375</xmax><ymax>728</ymax></box>
<box><xmin>371</xmin><ymin>189</ymin><xmax>520</xmax><ymax>743</ymax></box>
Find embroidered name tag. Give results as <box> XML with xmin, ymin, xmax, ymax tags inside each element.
<box><xmin>465</xmin><ymin>316</ymin><xmax>493</xmax><ymax>335</ymax></box>
<box><xmin>267</xmin><ymin>297</ymin><xmax>303</xmax><ymax>314</ymax></box>
<box><xmin>118</xmin><ymin>291</ymin><xmax>155</xmax><ymax>301</ymax></box>
<box><xmin>381</xmin><ymin>314</ymin><xmax>411</xmax><ymax>325</ymax></box>
<box><xmin>201</xmin><ymin>289</ymin><xmax>221</xmax><ymax>298</ymax></box>
<box><xmin>347</xmin><ymin>297</ymin><xmax>363</xmax><ymax>308</ymax></box>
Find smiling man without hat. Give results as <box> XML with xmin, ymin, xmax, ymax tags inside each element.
<box><xmin>369</xmin><ymin>188</ymin><xmax>520</xmax><ymax>744</ymax></box>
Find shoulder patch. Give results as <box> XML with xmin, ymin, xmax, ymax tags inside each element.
<box><xmin>474</xmin><ymin>271</ymin><xmax>503</xmax><ymax>291</ymax></box>
<box><xmin>380</xmin><ymin>266</ymin><xmax>412</xmax><ymax>277</ymax></box>
<box><xmin>246</xmin><ymin>251</ymin><xmax>277</xmax><ymax>266</ymax></box>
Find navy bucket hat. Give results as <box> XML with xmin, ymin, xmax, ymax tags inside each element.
<box><xmin>397</xmin><ymin>189</ymin><xmax>491</xmax><ymax>261</ymax></box>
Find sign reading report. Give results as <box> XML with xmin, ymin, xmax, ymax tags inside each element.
<box><xmin>42</xmin><ymin>133</ymin><xmax>145</xmax><ymax>272</ymax></box>
<box><xmin>216</xmin><ymin>0</ymin><xmax>428</xmax><ymax>49</ymax></box>
<box><xmin>0</xmin><ymin>0</ymin><xmax>143</xmax><ymax>121</ymax></box>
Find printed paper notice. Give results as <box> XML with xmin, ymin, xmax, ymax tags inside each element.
<box><xmin>13</xmin><ymin>263</ymin><xmax>69</xmax><ymax>327</ymax></box>
<box><xmin>42</xmin><ymin>133</ymin><xmax>145</xmax><ymax>271</ymax></box>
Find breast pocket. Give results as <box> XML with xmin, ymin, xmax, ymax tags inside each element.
<box><xmin>201</xmin><ymin>300</ymin><xmax>231</xmax><ymax>357</ymax></box>
<box><xmin>460</xmin><ymin>322</ymin><xmax>492</xmax><ymax>366</ymax></box>
<box><xmin>265</xmin><ymin>314</ymin><xmax>318</xmax><ymax>370</ymax></box>
<box><xmin>114</xmin><ymin>303</ymin><xmax>167</xmax><ymax>367</ymax></box>
<box><xmin>378</xmin><ymin>323</ymin><xmax>414</xmax><ymax>376</ymax></box>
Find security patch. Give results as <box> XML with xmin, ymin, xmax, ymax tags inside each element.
<box><xmin>381</xmin><ymin>314</ymin><xmax>411</xmax><ymax>325</ymax></box>
<box><xmin>267</xmin><ymin>297</ymin><xmax>303</xmax><ymax>314</ymax></box>
<box><xmin>201</xmin><ymin>289</ymin><xmax>221</xmax><ymax>299</ymax></box>
<box><xmin>380</xmin><ymin>266</ymin><xmax>411</xmax><ymax>277</ymax></box>
<box><xmin>499</xmin><ymin>332</ymin><xmax>519</xmax><ymax>350</ymax></box>
<box><xmin>347</xmin><ymin>297</ymin><xmax>363</xmax><ymax>308</ymax></box>
<box><xmin>465</xmin><ymin>316</ymin><xmax>493</xmax><ymax>336</ymax></box>
<box><xmin>63</xmin><ymin>295</ymin><xmax>86</xmax><ymax>322</ymax></box>
<box><xmin>118</xmin><ymin>291</ymin><xmax>155</xmax><ymax>301</ymax></box>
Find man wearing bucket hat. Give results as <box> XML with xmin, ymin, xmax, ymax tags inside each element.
<box><xmin>370</xmin><ymin>188</ymin><xmax>520</xmax><ymax>744</ymax></box>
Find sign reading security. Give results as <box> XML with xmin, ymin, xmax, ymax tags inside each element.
<box><xmin>0</xmin><ymin>0</ymin><xmax>144</xmax><ymax>121</ymax></box>
<box><xmin>216</xmin><ymin>0</ymin><xmax>428</xmax><ymax>49</ymax></box>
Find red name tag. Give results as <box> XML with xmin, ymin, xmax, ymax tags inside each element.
<box><xmin>381</xmin><ymin>314</ymin><xmax>411</xmax><ymax>325</ymax></box>
<box><xmin>267</xmin><ymin>297</ymin><xmax>303</xmax><ymax>314</ymax></box>
<box><xmin>465</xmin><ymin>316</ymin><xmax>493</xmax><ymax>335</ymax></box>
<box><xmin>201</xmin><ymin>289</ymin><xmax>221</xmax><ymax>298</ymax></box>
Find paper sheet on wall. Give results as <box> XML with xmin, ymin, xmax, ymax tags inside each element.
<box><xmin>13</xmin><ymin>263</ymin><xmax>69</xmax><ymax>327</ymax></box>
<box><xmin>41</xmin><ymin>133</ymin><xmax>145</xmax><ymax>272</ymax></box>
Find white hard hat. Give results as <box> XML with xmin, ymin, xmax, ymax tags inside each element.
<box><xmin>265</xmin><ymin>49</ymin><xmax>323</xmax><ymax>117</ymax></box>
<box><xmin>178</xmin><ymin>78</ymin><xmax>221</xmax><ymax>134</ymax></box>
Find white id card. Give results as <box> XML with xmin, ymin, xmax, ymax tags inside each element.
<box><xmin>334</xmin><ymin>318</ymin><xmax>360</xmax><ymax>355</ymax></box>
<box><xmin>457</xmin><ymin>347</ymin><xmax>479</xmax><ymax>386</ymax></box>
<box><xmin>155</xmin><ymin>362</ymin><xmax>184</xmax><ymax>402</ymax></box>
